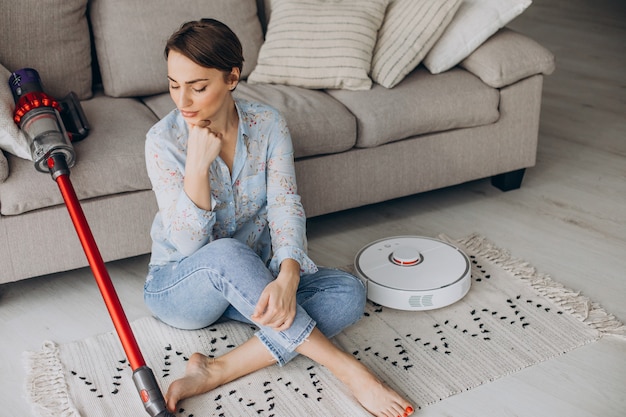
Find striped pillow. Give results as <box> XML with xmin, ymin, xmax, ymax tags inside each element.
<box><xmin>248</xmin><ymin>0</ymin><xmax>390</xmax><ymax>90</ymax></box>
<box><xmin>371</xmin><ymin>0</ymin><xmax>462</xmax><ymax>88</ymax></box>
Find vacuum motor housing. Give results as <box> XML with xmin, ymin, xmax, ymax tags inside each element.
<box><xmin>354</xmin><ymin>236</ymin><xmax>471</xmax><ymax>311</ymax></box>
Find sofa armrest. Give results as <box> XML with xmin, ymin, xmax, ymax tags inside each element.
<box><xmin>460</xmin><ymin>28</ymin><xmax>555</xmax><ymax>88</ymax></box>
<box><xmin>0</xmin><ymin>151</ymin><xmax>8</xmax><ymax>183</ymax></box>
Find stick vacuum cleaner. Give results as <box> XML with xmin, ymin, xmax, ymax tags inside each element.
<box><xmin>9</xmin><ymin>68</ymin><xmax>175</xmax><ymax>417</ymax></box>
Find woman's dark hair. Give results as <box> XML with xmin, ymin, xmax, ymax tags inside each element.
<box><xmin>165</xmin><ymin>18</ymin><xmax>244</xmax><ymax>77</ymax></box>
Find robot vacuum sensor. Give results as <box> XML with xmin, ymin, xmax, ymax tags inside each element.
<box><xmin>354</xmin><ymin>236</ymin><xmax>471</xmax><ymax>311</ymax></box>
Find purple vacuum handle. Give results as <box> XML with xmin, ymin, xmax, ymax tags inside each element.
<box><xmin>8</xmin><ymin>67</ymin><xmax>43</xmax><ymax>102</ymax></box>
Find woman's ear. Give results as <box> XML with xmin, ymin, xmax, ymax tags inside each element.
<box><xmin>228</xmin><ymin>67</ymin><xmax>240</xmax><ymax>91</ymax></box>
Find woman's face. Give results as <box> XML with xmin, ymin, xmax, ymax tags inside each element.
<box><xmin>167</xmin><ymin>50</ymin><xmax>238</xmax><ymax>126</ymax></box>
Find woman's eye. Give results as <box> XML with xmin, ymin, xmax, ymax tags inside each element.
<box><xmin>169</xmin><ymin>84</ymin><xmax>179</xmax><ymax>90</ymax></box>
<box><xmin>193</xmin><ymin>86</ymin><xmax>207</xmax><ymax>93</ymax></box>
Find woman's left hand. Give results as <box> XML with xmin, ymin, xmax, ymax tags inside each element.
<box><xmin>251</xmin><ymin>260</ymin><xmax>301</xmax><ymax>331</ymax></box>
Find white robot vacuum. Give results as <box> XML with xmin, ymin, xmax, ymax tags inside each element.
<box><xmin>354</xmin><ymin>236</ymin><xmax>471</xmax><ymax>311</ymax></box>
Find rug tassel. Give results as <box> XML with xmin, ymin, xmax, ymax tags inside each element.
<box><xmin>445</xmin><ymin>233</ymin><xmax>626</xmax><ymax>339</ymax></box>
<box><xmin>23</xmin><ymin>341</ymin><xmax>81</xmax><ymax>417</ymax></box>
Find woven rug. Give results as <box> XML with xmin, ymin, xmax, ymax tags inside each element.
<box><xmin>24</xmin><ymin>234</ymin><xmax>625</xmax><ymax>417</ymax></box>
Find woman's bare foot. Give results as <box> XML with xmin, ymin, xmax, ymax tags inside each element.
<box><xmin>340</xmin><ymin>351</ymin><xmax>414</xmax><ymax>417</ymax></box>
<box><xmin>296</xmin><ymin>328</ymin><xmax>414</xmax><ymax>417</ymax></box>
<box><xmin>166</xmin><ymin>349</ymin><xmax>414</xmax><ymax>417</ymax></box>
<box><xmin>165</xmin><ymin>352</ymin><xmax>222</xmax><ymax>412</ymax></box>
<box><xmin>164</xmin><ymin>328</ymin><xmax>414</xmax><ymax>417</ymax></box>
<box><xmin>164</xmin><ymin>337</ymin><xmax>277</xmax><ymax>412</ymax></box>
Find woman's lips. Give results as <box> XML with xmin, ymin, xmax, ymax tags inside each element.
<box><xmin>180</xmin><ymin>110</ymin><xmax>198</xmax><ymax>118</ymax></box>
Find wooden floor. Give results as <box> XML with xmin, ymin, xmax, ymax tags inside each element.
<box><xmin>1</xmin><ymin>0</ymin><xmax>624</xmax><ymax>415</ymax></box>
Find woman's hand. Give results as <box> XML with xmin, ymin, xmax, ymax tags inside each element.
<box><xmin>183</xmin><ymin>121</ymin><xmax>222</xmax><ymax>211</ymax></box>
<box><xmin>251</xmin><ymin>259</ymin><xmax>301</xmax><ymax>331</ymax></box>
<box><xmin>185</xmin><ymin>121</ymin><xmax>222</xmax><ymax>174</ymax></box>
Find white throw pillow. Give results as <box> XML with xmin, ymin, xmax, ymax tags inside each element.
<box><xmin>371</xmin><ymin>0</ymin><xmax>462</xmax><ymax>88</ymax></box>
<box><xmin>423</xmin><ymin>0</ymin><xmax>532</xmax><ymax>74</ymax></box>
<box><xmin>0</xmin><ymin>64</ymin><xmax>31</xmax><ymax>160</ymax></box>
<box><xmin>248</xmin><ymin>0</ymin><xmax>390</xmax><ymax>90</ymax></box>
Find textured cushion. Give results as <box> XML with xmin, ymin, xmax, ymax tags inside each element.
<box><xmin>460</xmin><ymin>28</ymin><xmax>555</xmax><ymax>88</ymax></box>
<box><xmin>423</xmin><ymin>0</ymin><xmax>532</xmax><ymax>74</ymax></box>
<box><xmin>90</xmin><ymin>0</ymin><xmax>265</xmax><ymax>98</ymax></box>
<box><xmin>371</xmin><ymin>0</ymin><xmax>462</xmax><ymax>88</ymax></box>
<box><xmin>0</xmin><ymin>95</ymin><xmax>158</xmax><ymax>216</ymax></box>
<box><xmin>141</xmin><ymin>95</ymin><xmax>178</xmax><ymax>121</ymax></box>
<box><xmin>0</xmin><ymin>0</ymin><xmax>92</xmax><ymax>100</ymax></box>
<box><xmin>235</xmin><ymin>83</ymin><xmax>357</xmax><ymax>157</ymax></box>
<box><xmin>248</xmin><ymin>0</ymin><xmax>389</xmax><ymax>90</ymax></box>
<box><xmin>327</xmin><ymin>67</ymin><xmax>500</xmax><ymax>148</ymax></box>
<box><xmin>0</xmin><ymin>151</ymin><xmax>6</xmax><ymax>183</ymax></box>
<box><xmin>0</xmin><ymin>64</ymin><xmax>31</xmax><ymax>161</ymax></box>
<box><xmin>142</xmin><ymin>83</ymin><xmax>357</xmax><ymax>159</ymax></box>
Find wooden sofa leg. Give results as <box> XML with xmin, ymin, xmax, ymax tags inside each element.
<box><xmin>491</xmin><ymin>168</ymin><xmax>526</xmax><ymax>191</ymax></box>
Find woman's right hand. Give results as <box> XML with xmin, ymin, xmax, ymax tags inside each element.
<box><xmin>185</xmin><ymin>120</ymin><xmax>222</xmax><ymax>174</ymax></box>
<box><xmin>183</xmin><ymin>120</ymin><xmax>221</xmax><ymax>211</ymax></box>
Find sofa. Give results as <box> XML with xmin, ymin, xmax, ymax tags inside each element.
<box><xmin>0</xmin><ymin>0</ymin><xmax>555</xmax><ymax>285</ymax></box>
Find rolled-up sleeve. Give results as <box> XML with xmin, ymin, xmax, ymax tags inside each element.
<box><xmin>265</xmin><ymin>114</ymin><xmax>318</xmax><ymax>276</ymax></box>
<box><xmin>145</xmin><ymin>122</ymin><xmax>216</xmax><ymax>257</ymax></box>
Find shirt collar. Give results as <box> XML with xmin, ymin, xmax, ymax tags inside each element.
<box><xmin>230</xmin><ymin>98</ymin><xmax>249</xmax><ymax>182</ymax></box>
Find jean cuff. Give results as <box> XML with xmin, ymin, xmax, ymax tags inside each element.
<box><xmin>254</xmin><ymin>318</ymin><xmax>316</xmax><ymax>366</ymax></box>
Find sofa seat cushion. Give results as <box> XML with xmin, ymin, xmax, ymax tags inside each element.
<box><xmin>0</xmin><ymin>95</ymin><xmax>157</xmax><ymax>216</ymax></box>
<box><xmin>142</xmin><ymin>82</ymin><xmax>357</xmax><ymax>159</ymax></box>
<box><xmin>327</xmin><ymin>67</ymin><xmax>500</xmax><ymax>148</ymax></box>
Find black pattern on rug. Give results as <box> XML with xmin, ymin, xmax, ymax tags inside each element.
<box><xmin>24</xmin><ymin>234</ymin><xmax>625</xmax><ymax>417</ymax></box>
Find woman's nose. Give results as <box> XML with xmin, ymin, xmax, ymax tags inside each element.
<box><xmin>175</xmin><ymin>88</ymin><xmax>192</xmax><ymax>109</ymax></box>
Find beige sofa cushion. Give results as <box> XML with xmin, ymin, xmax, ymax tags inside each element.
<box><xmin>0</xmin><ymin>0</ymin><xmax>92</xmax><ymax>100</ymax></box>
<box><xmin>90</xmin><ymin>0</ymin><xmax>265</xmax><ymax>98</ymax></box>
<box><xmin>142</xmin><ymin>83</ymin><xmax>357</xmax><ymax>159</ymax></box>
<box><xmin>0</xmin><ymin>96</ymin><xmax>157</xmax><ymax>216</ymax></box>
<box><xmin>460</xmin><ymin>28</ymin><xmax>556</xmax><ymax>88</ymax></box>
<box><xmin>327</xmin><ymin>67</ymin><xmax>500</xmax><ymax>148</ymax></box>
<box><xmin>0</xmin><ymin>151</ymin><xmax>7</xmax><ymax>183</ymax></box>
<box><xmin>235</xmin><ymin>83</ymin><xmax>357</xmax><ymax>158</ymax></box>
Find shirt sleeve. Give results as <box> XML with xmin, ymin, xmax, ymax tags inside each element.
<box><xmin>265</xmin><ymin>113</ymin><xmax>318</xmax><ymax>276</ymax></box>
<box><xmin>145</xmin><ymin>123</ymin><xmax>216</xmax><ymax>257</ymax></box>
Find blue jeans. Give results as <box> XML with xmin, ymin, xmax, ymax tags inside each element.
<box><xmin>144</xmin><ymin>238</ymin><xmax>366</xmax><ymax>366</ymax></box>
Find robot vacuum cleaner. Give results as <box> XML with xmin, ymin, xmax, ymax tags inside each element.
<box><xmin>354</xmin><ymin>236</ymin><xmax>471</xmax><ymax>311</ymax></box>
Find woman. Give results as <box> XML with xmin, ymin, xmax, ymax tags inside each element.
<box><xmin>144</xmin><ymin>18</ymin><xmax>414</xmax><ymax>417</ymax></box>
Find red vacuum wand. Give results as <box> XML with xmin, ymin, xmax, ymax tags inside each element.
<box><xmin>9</xmin><ymin>68</ymin><xmax>174</xmax><ymax>417</ymax></box>
<box><xmin>47</xmin><ymin>154</ymin><xmax>146</xmax><ymax>370</ymax></box>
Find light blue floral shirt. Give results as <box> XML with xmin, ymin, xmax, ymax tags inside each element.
<box><xmin>145</xmin><ymin>98</ymin><xmax>318</xmax><ymax>277</ymax></box>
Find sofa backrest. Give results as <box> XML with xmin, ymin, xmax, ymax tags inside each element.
<box><xmin>0</xmin><ymin>0</ymin><xmax>266</xmax><ymax>100</ymax></box>
<box><xmin>89</xmin><ymin>0</ymin><xmax>265</xmax><ymax>98</ymax></box>
<box><xmin>0</xmin><ymin>0</ymin><xmax>93</xmax><ymax>100</ymax></box>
